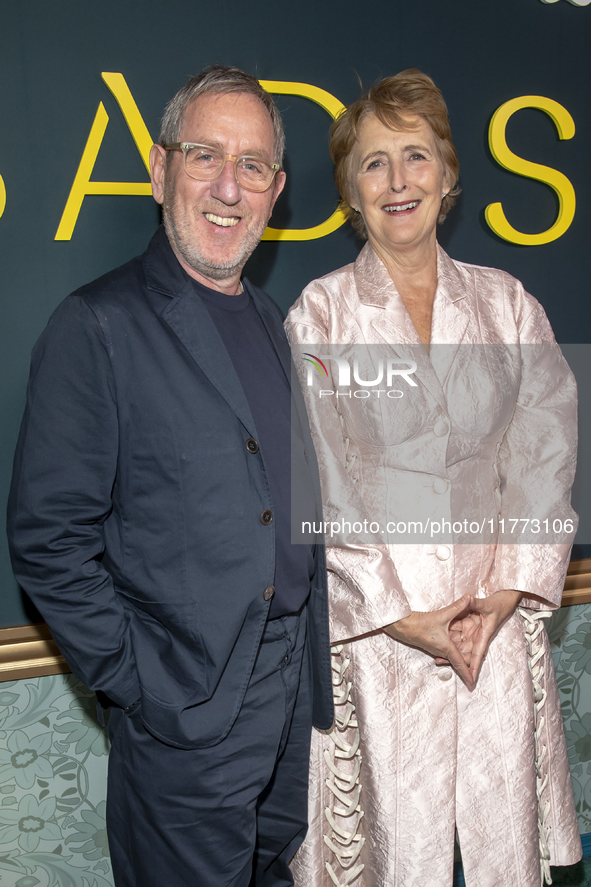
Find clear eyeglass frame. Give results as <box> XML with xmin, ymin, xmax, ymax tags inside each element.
<box><xmin>163</xmin><ymin>142</ymin><xmax>281</xmax><ymax>192</ymax></box>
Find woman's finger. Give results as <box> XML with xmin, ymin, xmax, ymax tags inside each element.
<box><xmin>444</xmin><ymin>640</ymin><xmax>475</xmax><ymax>690</ymax></box>
<box><xmin>468</xmin><ymin>629</ymin><xmax>491</xmax><ymax>683</ymax></box>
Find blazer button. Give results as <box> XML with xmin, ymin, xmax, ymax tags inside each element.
<box><xmin>263</xmin><ymin>585</ymin><xmax>275</xmax><ymax>601</ymax></box>
<box><xmin>437</xmin><ymin>667</ymin><xmax>453</xmax><ymax>681</ymax></box>
<box><xmin>246</xmin><ymin>437</ymin><xmax>259</xmax><ymax>454</ymax></box>
<box><xmin>433</xmin><ymin>419</ymin><xmax>449</xmax><ymax>438</ymax></box>
<box><xmin>260</xmin><ymin>510</ymin><xmax>274</xmax><ymax>525</ymax></box>
<box><xmin>435</xmin><ymin>545</ymin><xmax>451</xmax><ymax>561</ymax></box>
<box><xmin>433</xmin><ymin>478</ymin><xmax>449</xmax><ymax>494</ymax></box>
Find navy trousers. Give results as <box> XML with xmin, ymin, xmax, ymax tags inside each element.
<box><xmin>106</xmin><ymin>608</ymin><xmax>312</xmax><ymax>887</ymax></box>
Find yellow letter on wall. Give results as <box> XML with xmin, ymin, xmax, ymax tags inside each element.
<box><xmin>55</xmin><ymin>76</ymin><xmax>348</xmax><ymax>242</ymax></box>
<box><xmin>485</xmin><ymin>95</ymin><xmax>575</xmax><ymax>246</ymax></box>
<box><xmin>55</xmin><ymin>73</ymin><xmax>154</xmax><ymax>241</ymax></box>
<box><xmin>259</xmin><ymin>81</ymin><xmax>347</xmax><ymax>241</ymax></box>
<box><xmin>0</xmin><ymin>173</ymin><xmax>5</xmax><ymax>219</ymax></box>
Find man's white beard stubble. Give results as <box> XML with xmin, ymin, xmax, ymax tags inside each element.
<box><xmin>162</xmin><ymin>181</ymin><xmax>270</xmax><ymax>283</ymax></box>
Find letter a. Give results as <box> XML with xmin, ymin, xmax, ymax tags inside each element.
<box><xmin>55</xmin><ymin>73</ymin><xmax>154</xmax><ymax>240</ymax></box>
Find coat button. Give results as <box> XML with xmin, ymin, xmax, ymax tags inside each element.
<box><xmin>435</xmin><ymin>545</ymin><xmax>451</xmax><ymax>561</ymax></box>
<box><xmin>246</xmin><ymin>438</ymin><xmax>259</xmax><ymax>454</ymax></box>
<box><xmin>437</xmin><ymin>667</ymin><xmax>453</xmax><ymax>681</ymax></box>
<box><xmin>263</xmin><ymin>585</ymin><xmax>275</xmax><ymax>601</ymax></box>
<box><xmin>260</xmin><ymin>510</ymin><xmax>273</xmax><ymax>525</ymax></box>
<box><xmin>433</xmin><ymin>419</ymin><xmax>449</xmax><ymax>437</ymax></box>
<box><xmin>433</xmin><ymin>478</ymin><xmax>449</xmax><ymax>494</ymax></box>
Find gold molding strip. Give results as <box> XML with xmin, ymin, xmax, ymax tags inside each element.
<box><xmin>0</xmin><ymin>623</ymin><xmax>69</xmax><ymax>683</ymax></box>
<box><xmin>562</xmin><ymin>558</ymin><xmax>591</xmax><ymax>606</ymax></box>
<box><xmin>0</xmin><ymin>558</ymin><xmax>590</xmax><ymax>683</ymax></box>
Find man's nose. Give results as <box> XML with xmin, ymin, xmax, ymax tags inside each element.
<box><xmin>209</xmin><ymin>160</ymin><xmax>241</xmax><ymax>204</ymax></box>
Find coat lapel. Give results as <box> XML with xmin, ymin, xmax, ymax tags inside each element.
<box><xmin>162</xmin><ymin>290</ymin><xmax>258</xmax><ymax>435</ymax></box>
<box><xmin>246</xmin><ymin>282</ymin><xmax>292</xmax><ymax>382</ymax></box>
<box><xmin>353</xmin><ymin>244</ymin><xmax>449</xmax><ymax>414</ymax></box>
<box><xmin>428</xmin><ymin>244</ymin><xmax>471</xmax><ymax>388</ymax></box>
<box><xmin>246</xmin><ymin>281</ymin><xmax>314</xmax><ymax>448</ymax></box>
<box><xmin>144</xmin><ymin>228</ymin><xmax>257</xmax><ymax>436</ymax></box>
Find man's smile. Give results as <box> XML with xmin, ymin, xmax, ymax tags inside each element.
<box><xmin>204</xmin><ymin>212</ymin><xmax>241</xmax><ymax>227</ymax></box>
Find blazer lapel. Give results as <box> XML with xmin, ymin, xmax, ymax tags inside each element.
<box><xmin>162</xmin><ymin>288</ymin><xmax>258</xmax><ymax>436</ymax></box>
<box><xmin>246</xmin><ymin>281</ymin><xmax>314</xmax><ymax>448</ymax></box>
<box><xmin>144</xmin><ymin>228</ymin><xmax>257</xmax><ymax>435</ymax></box>
<box><xmin>246</xmin><ymin>282</ymin><xmax>292</xmax><ymax>380</ymax></box>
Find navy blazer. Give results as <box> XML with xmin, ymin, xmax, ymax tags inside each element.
<box><xmin>8</xmin><ymin>228</ymin><xmax>333</xmax><ymax>749</ymax></box>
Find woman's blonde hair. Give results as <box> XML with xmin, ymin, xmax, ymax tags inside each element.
<box><xmin>330</xmin><ymin>69</ymin><xmax>460</xmax><ymax>238</ymax></box>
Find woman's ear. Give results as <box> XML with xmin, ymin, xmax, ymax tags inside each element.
<box><xmin>442</xmin><ymin>166</ymin><xmax>454</xmax><ymax>199</ymax></box>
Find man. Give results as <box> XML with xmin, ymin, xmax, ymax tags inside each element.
<box><xmin>7</xmin><ymin>66</ymin><xmax>333</xmax><ymax>887</ymax></box>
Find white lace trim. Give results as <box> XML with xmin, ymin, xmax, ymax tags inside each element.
<box><xmin>520</xmin><ymin>608</ymin><xmax>554</xmax><ymax>887</ymax></box>
<box><xmin>323</xmin><ymin>644</ymin><xmax>365</xmax><ymax>887</ymax></box>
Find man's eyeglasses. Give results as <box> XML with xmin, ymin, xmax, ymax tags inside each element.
<box><xmin>163</xmin><ymin>142</ymin><xmax>281</xmax><ymax>193</ymax></box>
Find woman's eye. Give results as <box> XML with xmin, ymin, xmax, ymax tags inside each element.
<box><xmin>409</xmin><ymin>152</ymin><xmax>426</xmax><ymax>161</ymax></box>
<box><xmin>366</xmin><ymin>159</ymin><xmax>384</xmax><ymax>170</ymax></box>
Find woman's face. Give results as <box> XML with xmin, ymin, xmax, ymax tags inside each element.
<box><xmin>349</xmin><ymin>113</ymin><xmax>451</xmax><ymax>258</ymax></box>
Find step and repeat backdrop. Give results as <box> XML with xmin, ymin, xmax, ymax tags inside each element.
<box><xmin>1</xmin><ymin>0</ymin><xmax>590</xmax><ymax>626</ymax></box>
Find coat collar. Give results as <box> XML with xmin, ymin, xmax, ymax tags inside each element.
<box><xmin>352</xmin><ymin>242</ymin><xmax>471</xmax><ymax>409</ymax></box>
<box><xmin>353</xmin><ymin>240</ymin><xmax>469</xmax><ymax>315</ymax></box>
<box><xmin>143</xmin><ymin>225</ymin><xmax>191</xmax><ymax>298</ymax></box>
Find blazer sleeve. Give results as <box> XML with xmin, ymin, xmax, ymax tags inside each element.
<box><xmin>286</xmin><ymin>288</ymin><xmax>411</xmax><ymax>643</ymax></box>
<box><xmin>7</xmin><ymin>295</ymin><xmax>140</xmax><ymax>707</ymax></box>
<box><xmin>487</xmin><ymin>287</ymin><xmax>578</xmax><ymax>609</ymax></box>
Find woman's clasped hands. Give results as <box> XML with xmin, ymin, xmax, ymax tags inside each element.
<box><xmin>384</xmin><ymin>590</ymin><xmax>522</xmax><ymax>690</ymax></box>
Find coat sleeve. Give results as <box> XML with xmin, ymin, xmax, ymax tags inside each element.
<box><xmin>286</xmin><ymin>286</ymin><xmax>411</xmax><ymax>643</ymax></box>
<box><xmin>7</xmin><ymin>295</ymin><xmax>140</xmax><ymax>707</ymax></box>
<box><xmin>487</xmin><ymin>286</ymin><xmax>578</xmax><ymax>609</ymax></box>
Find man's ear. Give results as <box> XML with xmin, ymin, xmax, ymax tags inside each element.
<box><xmin>150</xmin><ymin>144</ymin><xmax>167</xmax><ymax>205</ymax></box>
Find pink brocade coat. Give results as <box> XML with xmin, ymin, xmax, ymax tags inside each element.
<box><xmin>285</xmin><ymin>244</ymin><xmax>582</xmax><ymax>887</ymax></box>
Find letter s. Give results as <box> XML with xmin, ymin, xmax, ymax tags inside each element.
<box><xmin>485</xmin><ymin>95</ymin><xmax>575</xmax><ymax>246</ymax></box>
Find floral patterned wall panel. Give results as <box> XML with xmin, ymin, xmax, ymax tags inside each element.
<box><xmin>549</xmin><ymin>602</ymin><xmax>591</xmax><ymax>835</ymax></box>
<box><xmin>0</xmin><ymin>673</ymin><xmax>112</xmax><ymax>887</ymax></box>
<box><xmin>0</xmin><ymin>606</ymin><xmax>589</xmax><ymax>886</ymax></box>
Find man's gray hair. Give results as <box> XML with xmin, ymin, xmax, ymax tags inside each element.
<box><xmin>159</xmin><ymin>65</ymin><xmax>285</xmax><ymax>165</ymax></box>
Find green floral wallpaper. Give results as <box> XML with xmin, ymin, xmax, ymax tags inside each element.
<box><xmin>0</xmin><ymin>603</ymin><xmax>587</xmax><ymax>886</ymax></box>
<box><xmin>0</xmin><ymin>673</ymin><xmax>111</xmax><ymax>886</ymax></box>
<box><xmin>549</xmin><ymin>602</ymin><xmax>591</xmax><ymax>834</ymax></box>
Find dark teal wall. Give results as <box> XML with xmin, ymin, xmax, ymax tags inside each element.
<box><xmin>1</xmin><ymin>0</ymin><xmax>590</xmax><ymax>625</ymax></box>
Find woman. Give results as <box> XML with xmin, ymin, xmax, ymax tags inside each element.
<box><xmin>285</xmin><ymin>70</ymin><xmax>581</xmax><ymax>887</ymax></box>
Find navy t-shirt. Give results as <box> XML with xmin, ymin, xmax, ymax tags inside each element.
<box><xmin>190</xmin><ymin>277</ymin><xmax>314</xmax><ymax>618</ymax></box>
